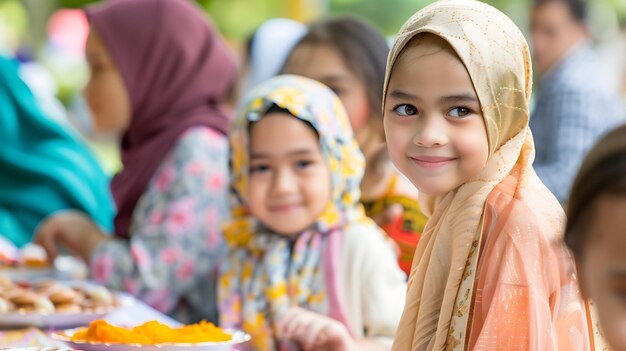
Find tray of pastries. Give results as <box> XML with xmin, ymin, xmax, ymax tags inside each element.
<box><xmin>0</xmin><ymin>278</ymin><xmax>129</xmax><ymax>328</ymax></box>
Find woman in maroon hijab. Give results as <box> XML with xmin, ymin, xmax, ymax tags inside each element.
<box><xmin>35</xmin><ymin>0</ymin><xmax>237</xmax><ymax>322</ymax></box>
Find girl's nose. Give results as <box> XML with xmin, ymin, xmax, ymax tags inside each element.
<box><xmin>272</xmin><ymin>168</ymin><xmax>298</xmax><ymax>194</ymax></box>
<box><xmin>412</xmin><ymin>115</ymin><xmax>447</xmax><ymax>147</ymax></box>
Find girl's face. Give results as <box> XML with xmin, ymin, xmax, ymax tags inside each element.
<box><xmin>247</xmin><ymin>113</ymin><xmax>331</xmax><ymax>236</ymax></box>
<box><xmin>84</xmin><ymin>28</ymin><xmax>131</xmax><ymax>134</ymax></box>
<box><xmin>283</xmin><ymin>43</ymin><xmax>371</xmax><ymax>131</ymax></box>
<box><xmin>579</xmin><ymin>195</ymin><xmax>626</xmax><ymax>350</ymax></box>
<box><xmin>383</xmin><ymin>39</ymin><xmax>489</xmax><ymax>196</ymax></box>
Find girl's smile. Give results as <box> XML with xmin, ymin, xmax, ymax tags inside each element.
<box><xmin>409</xmin><ymin>155</ymin><xmax>457</xmax><ymax>170</ymax></box>
<box><xmin>268</xmin><ymin>202</ymin><xmax>305</xmax><ymax>213</ymax></box>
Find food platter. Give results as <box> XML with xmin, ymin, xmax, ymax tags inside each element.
<box><xmin>0</xmin><ymin>280</ymin><xmax>131</xmax><ymax>329</ymax></box>
<box><xmin>53</xmin><ymin>329</ymin><xmax>251</xmax><ymax>351</ymax></box>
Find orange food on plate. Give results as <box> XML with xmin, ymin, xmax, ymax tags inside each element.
<box><xmin>70</xmin><ymin>319</ymin><xmax>232</xmax><ymax>344</ymax></box>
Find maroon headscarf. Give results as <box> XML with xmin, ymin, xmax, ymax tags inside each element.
<box><xmin>85</xmin><ymin>0</ymin><xmax>237</xmax><ymax>238</ymax></box>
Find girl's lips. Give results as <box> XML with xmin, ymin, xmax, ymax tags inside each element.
<box><xmin>410</xmin><ymin>156</ymin><xmax>456</xmax><ymax>169</ymax></box>
<box><xmin>269</xmin><ymin>203</ymin><xmax>303</xmax><ymax>213</ymax></box>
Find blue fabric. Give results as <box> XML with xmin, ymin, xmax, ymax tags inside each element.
<box><xmin>0</xmin><ymin>56</ymin><xmax>114</xmax><ymax>247</ymax></box>
<box><xmin>530</xmin><ymin>44</ymin><xmax>624</xmax><ymax>203</ymax></box>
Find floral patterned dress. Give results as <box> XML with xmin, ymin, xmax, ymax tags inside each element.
<box><xmin>90</xmin><ymin>126</ymin><xmax>229</xmax><ymax>323</ymax></box>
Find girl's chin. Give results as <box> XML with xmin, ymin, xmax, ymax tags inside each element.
<box><xmin>412</xmin><ymin>181</ymin><xmax>454</xmax><ymax>197</ymax></box>
<box><xmin>267</xmin><ymin>224</ymin><xmax>314</xmax><ymax>237</ymax></box>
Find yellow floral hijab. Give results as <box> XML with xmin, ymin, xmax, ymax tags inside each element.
<box><xmin>219</xmin><ymin>75</ymin><xmax>370</xmax><ymax>350</ymax></box>
<box><xmin>384</xmin><ymin>1</ymin><xmax>595</xmax><ymax>350</ymax></box>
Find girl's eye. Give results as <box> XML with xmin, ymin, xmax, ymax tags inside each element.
<box><xmin>88</xmin><ymin>59</ymin><xmax>103</xmax><ymax>68</ymax></box>
<box><xmin>295</xmin><ymin>160</ymin><xmax>313</xmax><ymax>169</ymax></box>
<box><xmin>613</xmin><ymin>288</ymin><xmax>626</xmax><ymax>302</ymax></box>
<box><xmin>250</xmin><ymin>164</ymin><xmax>270</xmax><ymax>174</ymax></box>
<box><xmin>393</xmin><ymin>104</ymin><xmax>417</xmax><ymax>117</ymax></box>
<box><xmin>448</xmin><ymin>107</ymin><xmax>472</xmax><ymax>118</ymax></box>
<box><xmin>611</xmin><ymin>282</ymin><xmax>626</xmax><ymax>300</ymax></box>
<box><xmin>90</xmin><ymin>64</ymin><xmax>106</xmax><ymax>74</ymax></box>
<box><xmin>329</xmin><ymin>86</ymin><xmax>344</xmax><ymax>97</ymax></box>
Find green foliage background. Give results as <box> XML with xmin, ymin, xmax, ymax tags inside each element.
<box><xmin>53</xmin><ymin>0</ymin><xmax>626</xmax><ymax>40</ymax></box>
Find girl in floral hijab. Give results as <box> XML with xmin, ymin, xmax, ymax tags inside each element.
<box><xmin>219</xmin><ymin>75</ymin><xmax>406</xmax><ymax>351</ymax></box>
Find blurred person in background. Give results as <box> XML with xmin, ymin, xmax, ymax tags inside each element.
<box><xmin>282</xmin><ymin>17</ymin><xmax>427</xmax><ymax>275</ymax></box>
<box><xmin>530</xmin><ymin>0</ymin><xmax>622</xmax><ymax>204</ymax></box>
<box><xmin>35</xmin><ymin>0</ymin><xmax>237</xmax><ymax>323</ymax></box>
<box><xmin>565</xmin><ymin>124</ymin><xmax>626</xmax><ymax>351</ymax></box>
<box><xmin>598</xmin><ymin>22</ymin><xmax>626</xmax><ymax>115</ymax></box>
<box><xmin>0</xmin><ymin>55</ymin><xmax>113</xmax><ymax>248</ymax></box>
<box><xmin>239</xmin><ymin>18</ymin><xmax>307</xmax><ymax>96</ymax></box>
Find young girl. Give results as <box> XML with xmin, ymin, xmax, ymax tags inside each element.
<box><xmin>219</xmin><ymin>75</ymin><xmax>406</xmax><ymax>351</ymax></box>
<box><xmin>565</xmin><ymin>124</ymin><xmax>626</xmax><ymax>351</ymax></box>
<box><xmin>35</xmin><ymin>0</ymin><xmax>236</xmax><ymax>323</ymax></box>
<box><xmin>383</xmin><ymin>1</ymin><xmax>596</xmax><ymax>349</ymax></box>
<box><xmin>282</xmin><ymin>17</ymin><xmax>427</xmax><ymax>275</ymax></box>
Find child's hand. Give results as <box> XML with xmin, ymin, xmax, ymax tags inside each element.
<box><xmin>278</xmin><ymin>307</ymin><xmax>355</xmax><ymax>351</ymax></box>
<box><xmin>34</xmin><ymin>210</ymin><xmax>109</xmax><ymax>263</ymax></box>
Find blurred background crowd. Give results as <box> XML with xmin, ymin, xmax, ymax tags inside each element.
<box><xmin>3</xmin><ymin>0</ymin><xmax>626</xmax><ymax>175</ymax></box>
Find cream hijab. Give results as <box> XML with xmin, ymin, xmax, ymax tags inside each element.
<box><xmin>383</xmin><ymin>0</ymin><xmax>536</xmax><ymax>349</ymax></box>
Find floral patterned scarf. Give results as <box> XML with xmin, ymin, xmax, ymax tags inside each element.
<box><xmin>219</xmin><ymin>75</ymin><xmax>371</xmax><ymax>350</ymax></box>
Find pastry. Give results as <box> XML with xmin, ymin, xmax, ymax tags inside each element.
<box><xmin>33</xmin><ymin>296</ymin><xmax>54</xmax><ymax>314</ymax></box>
<box><xmin>19</xmin><ymin>244</ymin><xmax>48</xmax><ymax>268</ymax></box>
<box><xmin>48</xmin><ymin>287</ymin><xmax>80</xmax><ymax>305</ymax></box>
<box><xmin>54</xmin><ymin>303</ymin><xmax>82</xmax><ymax>314</ymax></box>
<box><xmin>8</xmin><ymin>289</ymin><xmax>37</xmax><ymax>306</ymax></box>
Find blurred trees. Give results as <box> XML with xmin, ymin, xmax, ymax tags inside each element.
<box><xmin>17</xmin><ymin>0</ymin><xmax>625</xmax><ymax>44</ymax></box>
<box><xmin>10</xmin><ymin>0</ymin><xmax>626</xmax><ymax>95</ymax></box>
<box><xmin>51</xmin><ymin>0</ymin><xmax>535</xmax><ymax>39</ymax></box>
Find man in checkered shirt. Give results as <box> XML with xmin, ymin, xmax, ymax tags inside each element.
<box><xmin>530</xmin><ymin>0</ymin><xmax>623</xmax><ymax>204</ymax></box>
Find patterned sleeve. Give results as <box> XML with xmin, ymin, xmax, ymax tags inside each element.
<box><xmin>532</xmin><ymin>88</ymin><xmax>616</xmax><ymax>204</ymax></box>
<box><xmin>90</xmin><ymin>127</ymin><xmax>229</xmax><ymax>322</ymax></box>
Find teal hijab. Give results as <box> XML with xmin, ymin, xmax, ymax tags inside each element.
<box><xmin>0</xmin><ymin>56</ymin><xmax>114</xmax><ymax>247</ymax></box>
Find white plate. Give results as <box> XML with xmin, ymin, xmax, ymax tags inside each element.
<box><xmin>0</xmin><ymin>267</ymin><xmax>57</xmax><ymax>281</ymax></box>
<box><xmin>52</xmin><ymin>328</ymin><xmax>251</xmax><ymax>351</ymax></box>
<box><xmin>0</xmin><ymin>294</ymin><xmax>133</xmax><ymax>329</ymax></box>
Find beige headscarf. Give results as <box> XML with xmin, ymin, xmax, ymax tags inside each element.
<box><xmin>383</xmin><ymin>0</ymin><xmax>537</xmax><ymax>349</ymax></box>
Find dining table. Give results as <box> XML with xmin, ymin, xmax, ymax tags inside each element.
<box><xmin>0</xmin><ymin>294</ymin><xmax>180</xmax><ymax>348</ymax></box>
<box><xmin>0</xmin><ymin>253</ymin><xmax>182</xmax><ymax>349</ymax></box>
